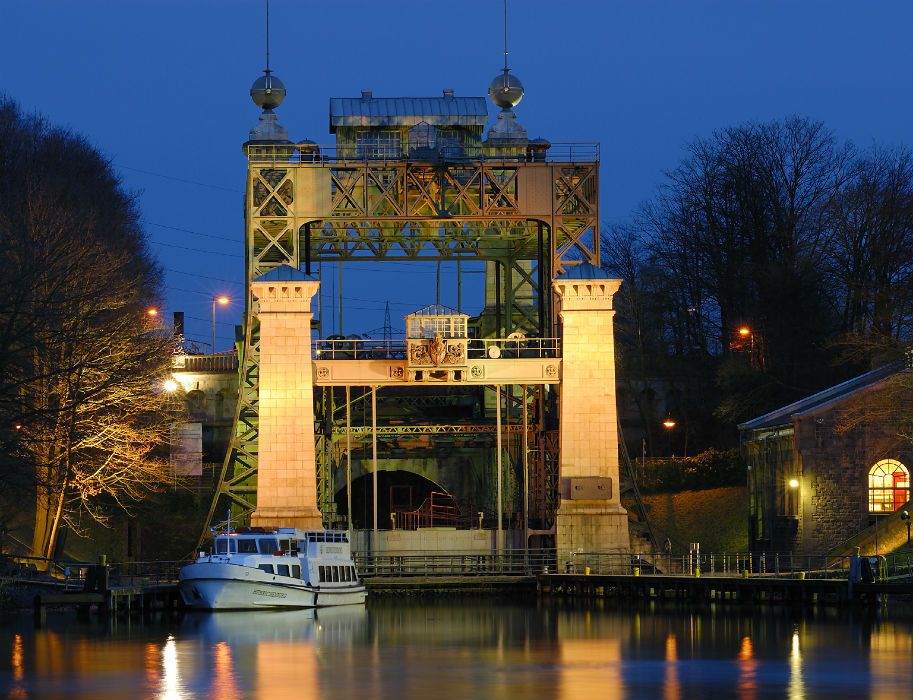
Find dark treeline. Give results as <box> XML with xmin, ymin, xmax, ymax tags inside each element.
<box><xmin>605</xmin><ymin>116</ymin><xmax>913</xmax><ymax>455</ymax></box>
<box><xmin>0</xmin><ymin>97</ymin><xmax>180</xmax><ymax>561</ymax></box>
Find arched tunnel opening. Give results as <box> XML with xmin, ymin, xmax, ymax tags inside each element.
<box><xmin>336</xmin><ymin>470</ymin><xmax>449</xmax><ymax>530</ymax></box>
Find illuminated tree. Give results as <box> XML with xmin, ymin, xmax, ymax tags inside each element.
<box><xmin>0</xmin><ymin>97</ymin><xmax>180</xmax><ymax>560</ymax></box>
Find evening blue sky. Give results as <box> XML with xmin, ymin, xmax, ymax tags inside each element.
<box><xmin>1</xmin><ymin>1</ymin><xmax>911</xmax><ymax>347</ymax></box>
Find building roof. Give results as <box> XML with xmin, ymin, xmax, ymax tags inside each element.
<box><xmin>405</xmin><ymin>304</ymin><xmax>468</xmax><ymax>318</ymax></box>
<box><xmin>330</xmin><ymin>96</ymin><xmax>489</xmax><ymax>132</ymax></box>
<box><xmin>739</xmin><ymin>362</ymin><xmax>904</xmax><ymax>431</ymax></box>
<box><xmin>555</xmin><ymin>263</ymin><xmax>614</xmax><ymax>280</ymax></box>
<box><xmin>254</xmin><ymin>265</ymin><xmax>317</xmax><ymax>283</ymax></box>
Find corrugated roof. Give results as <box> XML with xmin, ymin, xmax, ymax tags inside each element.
<box><xmin>254</xmin><ymin>265</ymin><xmax>317</xmax><ymax>283</ymax></box>
<box><xmin>739</xmin><ymin>362</ymin><xmax>903</xmax><ymax>431</ymax></box>
<box><xmin>330</xmin><ymin>97</ymin><xmax>489</xmax><ymax>131</ymax></box>
<box><xmin>555</xmin><ymin>263</ymin><xmax>615</xmax><ymax>280</ymax></box>
<box><xmin>406</xmin><ymin>304</ymin><xmax>468</xmax><ymax>318</ymax></box>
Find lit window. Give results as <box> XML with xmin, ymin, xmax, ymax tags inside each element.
<box><xmin>868</xmin><ymin>460</ymin><xmax>910</xmax><ymax>513</ymax></box>
<box><xmin>356</xmin><ymin>130</ymin><xmax>401</xmax><ymax>160</ymax></box>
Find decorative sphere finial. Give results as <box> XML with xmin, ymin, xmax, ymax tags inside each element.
<box><xmin>488</xmin><ymin>68</ymin><xmax>524</xmax><ymax>110</ymax></box>
<box><xmin>250</xmin><ymin>72</ymin><xmax>286</xmax><ymax>111</ymax></box>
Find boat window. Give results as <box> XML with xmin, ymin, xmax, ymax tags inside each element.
<box><xmin>229</xmin><ymin>540</ymin><xmax>238</xmax><ymax>553</ymax></box>
<box><xmin>292</xmin><ymin>565</ymin><xmax>301</xmax><ymax>579</ymax></box>
<box><xmin>277</xmin><ymin>564</ymin><xmax>290</xmax><ymax>577</ymax></box>
<box><xmin>258</xmin><ymin>564</ymin><xmax>274</xmax><ymax>574</ymax></box>
<box><xmin>319</xmin><ymin>565</ymin><xmax>325</xmax><ymax>582</ymax></box>
<box><xmin>351</xmin><ymin>566</ymin><xmax>357</xmax><ymax>581</ymax></box>
<box><xmin>238</xmin><ymin>539</ymin><xmax>257</xmax><ymax>553</ymax></box>
<box><xmin>342</xmin><ymin>567</ymin><xmax>350</xmax><ymax>582</ymax></box>
<box><xmin>332</xmin><ymin>566</ymin><xmax>340</xmax><ymax>582</ymax></box>
<box><xmin>257</xmin><ymin>538</ymin><xmax>280</xmax><ymax>553</ymax></box>
<box><xmin>215</xmin><ymin>539</ymin><xmax>228</xmax><ymax>554</ymax></box>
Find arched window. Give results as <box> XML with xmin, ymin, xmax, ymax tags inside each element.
<box><xmin>868</xmin><ymin>460</ymin><xmax>910</xmax><ymax>513</ymax></box>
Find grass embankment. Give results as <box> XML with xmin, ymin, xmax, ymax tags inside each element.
<box><xmin>638</xmin><ymin>486</ymin><xmax>748</xmax><ymax>553</ymax></box>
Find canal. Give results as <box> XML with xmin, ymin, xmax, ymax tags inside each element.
<box><xmin>1</xmin><ymin>599</ymin><xmax>911</xmax><ymax>698</ymax></box>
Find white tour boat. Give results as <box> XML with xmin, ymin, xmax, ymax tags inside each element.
<box><xmin>179</xmin><ymin>527</ymin><xmax>367</xmax><ymax>610</ymax></box>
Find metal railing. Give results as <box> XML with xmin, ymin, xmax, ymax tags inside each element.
<box><xmin>312</xmin><ymin>337</ymin><xmax>561</xmax><ymax>361</ymax></box>
<box><xmin>313</xmin><ymin>339</ymin><xmax>406</xmax><ymax>360</ymax></box>
<box><xmin>247</xmin><ymin>142</ymin><xmax>600</xmax><ymax>165</ymax></box>
<box><xmin>393</xmin><ymin>492</ymin><xmax>474</xmax><ymax>530</ymax></box>
<box><xmin>355</xmin><ymin>549</ymin><xmax>557</xmax><ymax>578</ymax></box>
<box><xmin>468</xmin><ymin>337</ymin><xmax>560</xmax><ymax>359</ymax></box>
<box><xmin>353</xmin><ymin>549</ymin><xmax>913</xmax><ymax>582</ymax></box>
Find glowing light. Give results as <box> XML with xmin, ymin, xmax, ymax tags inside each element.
<box><xmin>788</xmin><ymin>631</ymin><xmax>804</xmax><ymax>700</ymax></box>
<box><xmin>161</xmin><ymin>635</ymin><xmax>183</xmax><ymax>700</ymax></box>
<box><xmin>738</xmin><ymin>326</ymin><xmax>751</xmax><ymax>337</ymax></box>
<box><xmin>789</xmin><ymin>478</ymin><xmax>799</xmax><ymax>489</ymax></box>
<box><xmin>9</xmin><ymin>634</ymin><xmax>25</xmax><ymax>699</ymax></box>
<box><xmin>663</xmin><ymin>417</ymin><xmax>677</xmax><ymax>429</ymax></box>
<box><xmin>14</xmin><ymin>424</ymin><xmax>22</xmax><ymax>430</ymax></box>
<box><xmin>217</xmin><ymin>295</ymin><xmax>230</xmax><ymax>306</ymax></box>
<box><xmin>163</xmin><ymin>379</ymin><xmax>179</xmax><ymax>392</ymax></box>
<box><xmin>146</xmin><ymin>307</ymin><xmax>159</xmax><ymax>317</ymax></box>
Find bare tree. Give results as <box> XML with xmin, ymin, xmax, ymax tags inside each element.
<box><xmin>0</xmin><ymin>97</ymin><xmax>180</xmax><ymax>560</ymax></box>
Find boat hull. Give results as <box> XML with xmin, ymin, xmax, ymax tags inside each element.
<box><xmin>179</xmin><ymin>562</ymin><xmax>366</xmax><ymax>610</ymax></box>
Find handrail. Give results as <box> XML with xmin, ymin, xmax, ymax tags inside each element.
<box><xmin>352</xmin><ymin>549</ymin><xmax>913</xmax><ymax>581</ymax></box>
<box><xmin>312</xmin><ymin>337</ymin><xmax>561</xmax><ymax>361</ymax></box>
<box><xmin>247</xmin><ymin>142</ymin><xmax>600</xmax><ymax>165</ymax></box>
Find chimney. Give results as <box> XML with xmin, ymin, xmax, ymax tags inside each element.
<box><xmin>361</xmin><ymin>89</ymin><xmax>373</xmax><ymax>99</ymax></box>
<box><xmin>443</xmin><ymin>88</ymin><xmax>454</xmax><ymax>98</ymax></box>
<box><xmin>173</xmin><ymin>311</ymin><xmax>185</xmax><ymax>339</ymax></box>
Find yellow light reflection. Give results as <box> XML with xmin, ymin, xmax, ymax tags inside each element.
<box><xmin>663</xmin><ymin>633</ymin><xmax>680</xmax><ymax>700</ymax></box>
<box><xmin>737</xmin><ymin>636</ymin><xmax>757</xmax><ymax>700</ymax></box>
<box><xmin>9</xmin><ymin>634</ymin><xmax>26</xmax><ymax>699</ymax></box>
<box><xmin>161</xmin><ymin>635</ymin><xmax>186</xmax><ymax>700</ymax></box>
<box><xmin>256</xmin><ymin>640</ymin><xmax>318</xmax><ymax>700</ymax></box>
<box><xmin>145</xmin><ymin>642</ymin><xmax>159</xmax><ymax>692</ymax></box>
<box><xmin>787</xmin><ymin>631</ymin><xmax>804</xmax><ymax>700</ymax></box>
<box><xmin>559</xmin><ymin>639</ymin><xmax>623</xmax><ymax>700</ymax></box>
<box><xmin>869</xmin><ymin>623</ymin><xmax>913</xmax><ymax>700</ymax></box>
<box><xmin>209</xmin><ymin>642</ymin><xmax>241</xmax><ymax>700</ymax></box>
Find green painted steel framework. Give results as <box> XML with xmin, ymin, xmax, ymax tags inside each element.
<box><xmin>203</xmin><ymin>148</ymin><xmax>634</xmax><ymax>542</ymax></box>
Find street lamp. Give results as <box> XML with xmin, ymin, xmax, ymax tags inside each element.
<box><xmin>163</xmin><ymin>379</ymin><xmax>178</xmax><ymax>393</ymax></box>
<box><xmin>146</xmin><ymin>307</ymin><xmax>159</xmax><ymax>317</ymax></box>
<box><xmin>212</xmin><ymin>295</ymin><xmax>230</xmax><ymax>353</ymax></box>
<box><xmin>662</xmin><ymin>416</ymin><xmax>677</xmax><ymax>430</ymax></box>
<box><xmin>788</xmin><ymin>478</ymin><xmax>799</xmax><ymax>489</ymax></box>
<box><xmin>902</xmin><ymin>510</ymin><xmax>911</xmax><ymax>548</ymax></box>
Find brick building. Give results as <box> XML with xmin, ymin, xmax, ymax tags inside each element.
<box><xmin>740</xmin><ymin>354</ymin><xmax>911</xmax><ymax>554</ymax></box>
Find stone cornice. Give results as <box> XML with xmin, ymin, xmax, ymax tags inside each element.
<box><xmin>552</xmin><ymin>278</ymin><xmax>622</xmax><ymax>312</ymax></box>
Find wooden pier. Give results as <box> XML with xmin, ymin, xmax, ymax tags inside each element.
<box><xmin>32</xmin><ymin>584</ymin><xmax>182</xmax><ymax>622</ymax></box>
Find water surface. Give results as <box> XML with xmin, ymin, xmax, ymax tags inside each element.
<box><xmin>1</xmin><ymin>599</ymin><xmax>911</xmax><ymax>699</ymax></box>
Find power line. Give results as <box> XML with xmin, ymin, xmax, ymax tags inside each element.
<box><xmin>118</xmin><ymin>164</ymin><xmax>243</xmax><ymax>194</ymax></box>
<box><xmin>151</xmin><ymin>240</ymin><xmax>241</xmax><ymax>258</ymax></box>
<box><xmin>166</xmin><ymin>268</ymin><xmax>244</xmax><ymax>286</ymax></box>
<box><xmin>145</xmin><ymin>220</ymin><xmax>240</xmax><ymax>243</ymax></box>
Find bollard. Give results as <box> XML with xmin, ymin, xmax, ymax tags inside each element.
<box><xmin>585</xmin><ymin>566</ymin><xmax>591</xmax><ymax>576</ymax></box>
<box><xmin>98</xmin><ymin>554</ymin><xmax>107</xmax><ymax>566</ymax></box>
<box><xmin>633</xmin><ymin>567</ymin><xmax>640</xmax><ymax>577</ymax></box>
<box><xmin>798</xmin><ymin>571</ymin><xmax>806</xmax><ymax>580</ymax></box>
<box><xmin>694</xmin><ymin>567</ymin><xmax>701</xmax><ymax>578</ymax></box>
<box><xmin>741</xmin><ymin>569</ymin><xmax>749</xmax><ymax>579</ymax></box>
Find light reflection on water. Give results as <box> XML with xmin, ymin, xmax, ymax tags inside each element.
<box><xmin>1</xmin><ymin>601</ymin><xmax>911</xmax><ymax>699</ymax></box>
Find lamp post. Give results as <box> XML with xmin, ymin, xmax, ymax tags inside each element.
<box><xmin>662</xmin><ymin>416</ymin><xmax>676</xmax><ymax>458</ymax></box>
<box><xmin>212</xmin><ymin>295</ymin><xmax>229</xmax><ymax>353</ymax></box>
<box><xmin>902</xmin><ymin>510</ymin><xmax>911</xmax><ymax>548</ymax></box>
